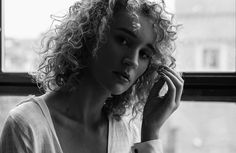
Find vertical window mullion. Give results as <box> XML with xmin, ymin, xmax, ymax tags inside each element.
<box><xmin>0</xmin><ymin>0</ymin><xmax>2</xmax><ymax>72</ymax></box>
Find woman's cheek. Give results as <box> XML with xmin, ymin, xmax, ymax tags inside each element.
<box><xmin>140</xmin><ymin>61</ymin><xmax>149</xmax><ymax>74</ymax></box>
<box><xmin>135</xmin><ymin>62</ymin><xmax>149</xmax><ymax>82</ymax></box>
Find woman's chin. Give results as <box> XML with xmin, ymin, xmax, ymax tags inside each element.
<box><xmin>110</xmin><ymin>85</ymin><xmax>129</xmax><ymax>95</ymax></box>
<box><xmin>111</xmin><ymin>89</ymin><xmax>126</xmax><ymax>95</ymax></box>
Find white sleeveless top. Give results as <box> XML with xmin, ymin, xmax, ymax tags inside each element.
<box><xmin>0</xmin><ymin>96</ymin><xmax>163</xmax><ymax>153</ymax></box>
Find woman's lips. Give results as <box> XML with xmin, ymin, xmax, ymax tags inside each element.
<box><xmin>113</xmin><ymin>71</ymin><xmax>130</xmax><ymax>83</ymax></box>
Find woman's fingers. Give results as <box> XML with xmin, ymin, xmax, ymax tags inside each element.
<box><xmin>148</xmin><ymin>76</ymin><xmax>166</xmax><ymax>98</ymax></box>
<box><xmin>160</xmin><ymin>71</ymin><xmax>176</xmax><ymax>103</ymax></box>
<box><xmin>163</xmin><ymin>66</ymin><xmax>184</xmax><ymax>83</ymax></box>
<box><xmin>160</xmin><ymin>67</ymin><xmax>184</xmax><ymax>104</ymax></box>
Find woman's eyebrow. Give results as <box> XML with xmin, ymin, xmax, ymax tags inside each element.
<box><xmin>115</xmin><ymin>27</ymin><xmax>137</xmax><ymax>38</ymax></box>
<box><xmin>116</xmin><ymin>27</ymin><xmax>155</xmax><ymax>53</ymax></box>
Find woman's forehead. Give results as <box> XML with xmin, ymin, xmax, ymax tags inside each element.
<box><xmin>110</xmin><ymin>9</ymin><xmax>157</xmax><ymax>43</ymax></box>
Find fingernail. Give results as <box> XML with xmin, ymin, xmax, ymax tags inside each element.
<box><xmin>159</xmin><ymin>71</ymin><xmax>165</xmax><ymax>76</ymax></box>
<box><xmin>163</xmin><ymin>65</ymin><xmax>169</xmax><ymax>69</ymax></box>
<box><xmin>159</xmin><ymin>67</ymin><xmax>164</xmax><ymax>72</ymax></box>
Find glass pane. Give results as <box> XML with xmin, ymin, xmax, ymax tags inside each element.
<box><xmin>161</xmin><ymin>102</ymin><xmax>236</xmax><ymax>153</ymax></box>
<box><xmin>2</xmin><ymin>0</ymin><xmax>235</xmax><ymax>72</ymax></box>
<box><xmin>1</xmin><ymin>97</ymin><xmax>236</xmax><ymax>152</ymax></box>
<box><xmin>2</xmin><ymin>0</ymin><xmax>75</xmax><ymax>72</ymax></box>
<box><xmin>175</xmin><ymin>0</ymin><xmax>236</xmax><ymax>72</ymax></box>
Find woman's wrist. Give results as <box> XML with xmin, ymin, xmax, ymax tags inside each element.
<box><xmin>141</xmin><ymin>125</ymin><xmax>160</xmax><ymax>142</ymax></box>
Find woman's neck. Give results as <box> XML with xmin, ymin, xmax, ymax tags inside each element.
<box><xmin>44</xmin><ymin>71</ymin><xmax>111</xmax><ymax>129</ymax></box>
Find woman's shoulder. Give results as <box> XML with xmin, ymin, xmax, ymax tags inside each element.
<box><xmin>7</xmin><ymin>95</ymin><xmax>49</xmax><ymax>132</ymax></box>
<box><xmin>1</xmin><ymin>96</ymin><xmax>62</xmax><ymax>153</ymax></box>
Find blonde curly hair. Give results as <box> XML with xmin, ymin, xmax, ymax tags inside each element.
<box><xmin>32</xmin><ymin>0</ymin><xmax>180</xmax><ymax>120</ymax></box>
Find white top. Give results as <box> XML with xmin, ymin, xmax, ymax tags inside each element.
<box><xmin>0</xmin><ymin>96</ymin><xmax>163</xmax><ymax>153</ymax></box>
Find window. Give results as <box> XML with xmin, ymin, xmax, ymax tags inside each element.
<box><xmin>1</xmin><ymin>0</ymin><xmax>236</xmax><ymax>153</ymax></box>
<box><xmin>202</xmin><ymin>47</ymin><xmax>220</xmax><ymax>69</ymax></box>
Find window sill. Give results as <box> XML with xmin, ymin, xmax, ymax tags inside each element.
<box><xmin>0</xmin><ymin>72</ymin><xmax>236</xmax><ymax>102</ymax></box>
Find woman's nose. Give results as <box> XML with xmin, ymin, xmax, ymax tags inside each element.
<box><xmin>122</xmin><ymin>49</ymin><xmax>139</xmax><ymax>69</ymax></box>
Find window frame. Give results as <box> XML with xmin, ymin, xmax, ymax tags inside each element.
<box><xmin>1</xmin><ymin>72</ymin><xmax>236</xmax><ymax>102</ymax></box>
<box><xmin>0</xmin><ymin>0</ymin><xmax>236</xmax><ymax>102</ymax></box>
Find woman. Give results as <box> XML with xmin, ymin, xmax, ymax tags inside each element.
<box><xmin>0</xmin><ymin>0</ymin><xmax>184</xmax><ymax>153</ymax></box>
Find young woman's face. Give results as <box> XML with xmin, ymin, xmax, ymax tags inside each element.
<box><xmin>90</xmin><ymin>9</ymin><xmax>156</xmax><ymax>95</ymax></box>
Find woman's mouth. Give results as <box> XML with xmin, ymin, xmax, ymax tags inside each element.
<box><xmin>113</xmin><ymin>71</ymin><xmax>130</xmax><ymax>83</ymax></box>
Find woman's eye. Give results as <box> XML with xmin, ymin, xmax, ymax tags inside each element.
<box><xmin>116</xmin><ymin>36</ymin><xmax>128</xmax><ymax>46</ymax></box>
<box><xmin>140</xmin><ymin>50</ymin><xmax>151</xmax><ymax>60</ymax></box>
<box><xmin>122</xmin><ymin>39</ymin><xmax>128</xmax><ymax>45</ymax></box>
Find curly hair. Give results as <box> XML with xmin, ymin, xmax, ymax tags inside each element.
<box><xmin>32</xmin><ymin>0</ymin><xmax>180</xmax><ymax>120</ymax></box>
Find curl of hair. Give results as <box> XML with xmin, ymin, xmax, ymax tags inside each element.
<box><xmin>31</xmin><ymin>0</ymin><xmax>181</xmax><ymax>120</ymax></box>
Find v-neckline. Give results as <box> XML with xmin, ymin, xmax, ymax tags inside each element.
<box><xmin>32</xmin><ymin>95</ymin><xmax>111</xmax><ymax>153</ymax></box>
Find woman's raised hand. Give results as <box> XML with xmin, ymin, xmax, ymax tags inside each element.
<box><xmin>141</xmin><ymin>66</ymin><xmax>184</xmax><ymax>142</ymax></box>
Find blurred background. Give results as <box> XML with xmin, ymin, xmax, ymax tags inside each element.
<box><xmin>1</xmin><ymin>0</ymin><xmax>236</xmax><ymax>153</ymax></box>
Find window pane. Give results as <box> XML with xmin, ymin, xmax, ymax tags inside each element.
<box><xmin>175</xmin><ymin>0</ymin><xmax>236</xmax><ymax>72</ymax></box>
<box><xmin>1</xmin><ymin>97</ymin><xmax>236</xmax><ymax>152</ymax></box>
<box><xmin>2</xmin><ymin>0</ymin><xmax>235</xmax><ymax>72</ymax></box>
<box><xmin>161</xmin><ymin>102</ymin><xmax>236</xmax><ymax>153</ymax></box>
<box><xmin>2</xmin><ymin>0</ymin><xmax>75</xmax><ymax>72</ymax></box>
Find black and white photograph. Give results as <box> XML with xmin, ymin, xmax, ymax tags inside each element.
<box><xmin>0</xmin><ymin>0</ymin><xmax>235</xmax><ymax>153</ymax></box>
